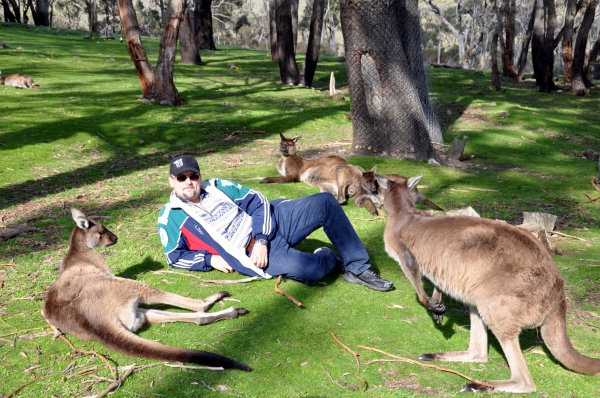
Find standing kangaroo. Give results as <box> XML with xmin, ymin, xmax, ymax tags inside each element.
<box><xmin>260</xmin><ymin>133</ymin><xmax>378</xmax><ymax>204</ymax></box>
<box><xmin>0</xmin><ymin>71</ymin><xmax>40</xmax><ymax>89</ymax></box>
<box><xmin>42</xmin><ymin>208</ymin><xmax>251</xmax><ymax>371</ymax></box>
<box><xmin>379</xmin><ymin>174</ymin><xmax>600</xmax><ymax>393</ymax></box>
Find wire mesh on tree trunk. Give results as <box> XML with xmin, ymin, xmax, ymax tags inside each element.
<box><xmin>340</xmin><ymin>0</ymin><xmax>439</xmax><ymax>160</ymax></box>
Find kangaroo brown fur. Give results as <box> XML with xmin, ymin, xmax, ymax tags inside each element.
<box><xmin>0</xmin><ymin>71</ymin><xmax>40</xmax><ymax>89</ymax></box>
<box><xmin>42</xmin><ymin>208</ymin><xmax>251</xmax><ymax>371</ymax></box>
<box><xmin>378</xmin><ymin>174</ymin><xmax>600</xmax><ymax>393</ymax></box>
<box><xmin>355</xmin><ymin>173</ymin><xmax>443</xmax><ymax>216</ymax></box>
<box><xmin>260</xmin><ymin>133</ymin><xmax>378</xmax><ymax>204</ymax></box>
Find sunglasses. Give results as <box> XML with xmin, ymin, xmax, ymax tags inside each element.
<box><xmin>175</xmin><ymin>174</ymin><xmax>200</xmax><ymax>182</ymax></box>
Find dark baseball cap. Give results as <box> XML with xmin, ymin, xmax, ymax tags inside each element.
<box><xmin>170</xmin><ymin>155</ymin><xmax>200</xmax><ymax>175</ymax></box>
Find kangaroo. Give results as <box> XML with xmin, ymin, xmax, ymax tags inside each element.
<box><xmin>378</xmin><ymin>173</ymin><xmax>600</xmax><ymax>393</ymax></box>
<box><xmin>42</xmin><ymin>208</ymin><xmax>251</xmax><ymax>371</ymax></box>
<box><xmin>260</xmin><ymin>133</ymin><xmax>378</xmax><ymax>204</ymax></box>
<box><xmin>355</xmin><ymin>173</ymin><xmax>443</xmax><ymax>216</ymax></box>
<box><xmin>0</xmin><ymin>71</ymin><xmax>40</xmax><ymax>89</ymax></box>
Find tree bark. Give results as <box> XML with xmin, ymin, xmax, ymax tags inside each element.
<box><xmin>492</xmin><ymin>0</ymin><xmax>502</xmax><ymax>90</ymax></box>
<box><xmin>531</xmin><ymin>0</ymin><xmax>557</xmax><ymax>92</ymax></box>
<box><xmin>300</xmin><ymin>0</ymin><xmax>325</xmax><ymax>87</ymax></box>
<box><xmin>193</xmin><ymin>0</ymin><xmax>215</xmax><ymax>50</ymax></box>
<box><xmin>269</xmin><ymin>0</ymin><xmax>278</xmax><ymax>61</ymax></box>
<box><xmin>276</xmin><ymin>0</ymin><xmax>299</xmax><ymax>85</ymax></box>
<box><xmin>560</xmin><ymin>0</ymin><xmax>578</xmax><ymax>83</ymax></box>
<box><xmin>502</xmin><ymin>0</ymin><xmax>517</xmax><ymax>78</ymax></box>
<box><xmin>572</xmin><ymin>0</ymin><xmax>598</xmax><ymax>95</ymax></box>
<box><xmin>291</xmin><ymin>0</ymin><xmax>298</xmax><ymax>52</ymax></box>
<box><xmin>585</xmin><ymin>34</ymin><xmax>600</xmax><ymax>82</ymax></box>
<box><xmin>118</xmin><ymin>0</ymin><xmax>185</xmax><ymax>105</ymax></box>
<box><xmin>1</xmin><ymin>0</ymin><xmax>19</xmax><ymax>22</ymax></box>
<box><xmin>340</xmin><ymin>0</ymin><xmax>438</xmax><ymax>161</ymax></box>
<box><xmin>179</xmin><ymin>10</ymin><xmax>202</xmax><ymax>64</ymax></box>
<box><xmin>516</xmin><ymin>4</ymin><xmax>535</xmax><ymax>81</ymax></box>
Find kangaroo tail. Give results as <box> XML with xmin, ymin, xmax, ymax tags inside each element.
<box><xmin>98</xmin><ymin>325</ymin><xmax>251</xmax><ymax>371</ymax></box>
<box><xmin>541</xmin><ymin>303</ymin><xmax>600</xmax><ymax>375</ymax></box>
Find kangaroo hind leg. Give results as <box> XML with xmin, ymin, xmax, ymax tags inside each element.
<box><xmin>140</xmin><ymin>306</ymin><xmax>248</xmax><ymax>326</ymax></box>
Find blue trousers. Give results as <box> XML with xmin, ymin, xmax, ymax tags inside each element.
<box><xmin>264</xmin><ymin>193</ymin><xmax>371</xmax><ymax>284</ymax></box>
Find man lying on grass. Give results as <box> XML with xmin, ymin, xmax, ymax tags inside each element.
<box><xmin>157</xmin><ymin>155</ymin><xmax>393</xmax><ymax>292</ymax></box>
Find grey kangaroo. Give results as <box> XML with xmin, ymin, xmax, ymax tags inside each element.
<box><xmin>0</xmin><ymin>71</ymin><xmax>40</xmax><ymax>88</ymax></box>
<box><xmin>260</xmin><ymin>133</ymin><xmax>378</xmax><ymax>204</ymax></box>
<box><xmin>42</xmin><ymin>208</ymin><xmax>251</xmax><ymax>371</ymax></box>
<box><xmin>379</xmin><ymin>174</ymin><xmax>600</xmax><ymax>393</ymax></box>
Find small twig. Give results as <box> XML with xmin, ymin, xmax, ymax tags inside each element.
<box><xmin>580</xmin><ymin>258</ymin><xmax>600</xmax><ymax>262</ymax></box>
<box><xmin>151</xmin><ymin>270</ymin><xmax>260</xmax><ymax>284</ymax></box>
<box><xmin>59</xmin><ymin>334</ymin><xmax>116</xmax><ymax>379</ymax></box>
<box><xmin>274</xmin><ymin>275</ymin><xmax>302</xmax><ymax>306</ymax></box>
<box><xmin>5</xmin><ymin>377</ymin><xmax>42</xmax><ymax>398</ymax></box>
<box><xmin>92</xmin><ymin>364</ymin><xmax>136</xmax><ymax>398</ymax></box>
<box><xmin>592</xmin><ymin>178</ymin><xmax>600</xmax><ymax>193</ymax></box>
<box><xmin>171</xmin><ymin>149</ymin><xmax>216</xmax><ymax>158</ymax></box>
<box><xmin>163</xmin><ymin>363</ymin><xmax>224</xmax><ymax>371</ymax></box>
<box><xmin>521</xmin><ymin>135</ymin><xmax>536</xmax><ymax>143</ymax></box>
<box><xmin>331</xmin><ymin>333</ymin><xmax>366</xmax><ymax>390</ymax></box>
<box><xmin>0</xmin><ymin>327</ymin><xmax>44</xmax><ymax>339</ymax></box>
<box><xmin>358</xmin><ymin>345</ymin><xmax>494</xmax><ymax>389</ymax></box>
<box><xmin>548</xmin><ymin>230</ymin><xmax>589</xmax><ymax>242</ymax></box>
<box><xmin>322</xmin><ymin>365</ymin><xmax>345</xmax><ymax>388</ymax></box>
<box><xmin>540</xmin><ymin>187</ymin><xmax>579</xmax><ymax>209</ymax></box>
<box><xmin>353</xmin><ymin>216</ymin><xmax>386</xmax><ymax>222</ymax></box>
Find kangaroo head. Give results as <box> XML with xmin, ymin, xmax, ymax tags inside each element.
<box><xmin>71</xmin><ymin>208</ymin><xmax>118</xmax><ymax>249</ymax></box>
<box><xmin>360</xmin><ymin>165</ymin><xmax>378</xmax><ymax>193</ymax></box>
<box><xmin>279</xmin><ymin>133</ymin><xmax>299</xmax><ymax>156</ymax></box>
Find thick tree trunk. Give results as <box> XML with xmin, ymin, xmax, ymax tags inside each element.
<box><xmin>118</xmin><ymin>0</ymin><xmax>185</xmax><ymax>105</ymax></box>
<box><xmin>1</xmin><ymin>0</ymin><xmax>19</xmax><ymax>22</ymax></box>
<box><xmin>531</xmin><ymin>0</ymin><xmax>556</xmax><ymax>92</ymax></box>
<box><xmin>269</xmin><ymin>0</ymin><xmax>278</xmax><ymax>61</ymax></box>
<box><xmin>179</xmin><ymin>11</ymin><xmax>202</xmax><ymax>64</ymax></box>
<box><xmin>193</xmin><ymin>0</ymin><xmax>215</xmax><ymax>50</ymax></box>
<box><xmin>300</xmin><ymin>0</ymin><xmax>325</xmax><ymax>87</ymax></box>
<box><xmin>340</xmin><ymin>0</ymin><xmax>438</xmax><ymax>161</ymax></box>
<box><xmin>276</xmin><ymin>0</ymin><xmax>299</xmax><ymax>85</ymax></box>
<box><xmin>502</xmin><ymin>0</ymin><xmax>517</xmax><ymax>78</ymax></box>
<box><xmin>516</xmin><ymin>5</ymin><xmax>535</xmax><ymax>80</ymax></box>
<box><xmin>560</xmin><ymin>0</ymin><xmax>577</xmax><ymax>83</ymax></box>
<box><xmin>291</xmin><ymin>0</ymin><xmax>298</xmax><ymax>52</ymax></box>
<box><xmin>585</xmin><ymin>35</ymin><xmax>600</xmax><ymax>83</ymax></box>
<box><xmin>572</xmin><ymin>0</ymin><xmax>599</xmax><ymax>95</ymax></box>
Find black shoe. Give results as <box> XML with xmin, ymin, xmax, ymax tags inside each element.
<box><xmin>314</xmin><ymin>247</ymin><xmax>344</xmax><ymax>273</ymax></box>
<box><xmin>343</xmin><ymin>268</ymin><xmax>394</xmax><ymax>292</ymax></box>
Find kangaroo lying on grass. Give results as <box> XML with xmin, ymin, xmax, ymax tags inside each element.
<box><xmin>42</xmin><ymin>208</ymin><xmax>251</xmax><ymax>371</ymax></box>
<box><xmin>354</xmin><ymin>173</ymin><xmax>443</xmax><ymax>216</ymax></box>
<box><xmin>379</xmin><ymin>174</ymin><xmax>600</xmax><ymax>393</ymax></box>
<box><xmin>260</xmin><ymin>133</ymin><xmax>378</xmax><ymax>204</ymax></box>
<box><xmin>0</xmin><ymin>71</ymin><xmax>40</xmax><ymax>88</ymax></box>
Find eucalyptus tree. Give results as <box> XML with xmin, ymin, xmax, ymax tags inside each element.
<box><xmin>1</xmin><ymin>0</ymin><xmax>21</xmax><ymax>22</ymax></box>
<box><xmin>340</xmin><ymin>0</ymin><xmax>441</xmax><ymax>161</ymax></box>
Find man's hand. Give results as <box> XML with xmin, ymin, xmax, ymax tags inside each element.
<box><xmin>210</xmin><ymin>255</ymin><xmax>234</xmax><ymax>273</ymax></box>
<box><xmin>250</xmin><ymin>242</ymin><xmax>269</xmax><ymax>268</ymax></box>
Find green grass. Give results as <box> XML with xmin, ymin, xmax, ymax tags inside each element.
<box><xmin>1</xmin><ymin>23</ymin><xmax>600</xmax><ymax>397</ymax></box>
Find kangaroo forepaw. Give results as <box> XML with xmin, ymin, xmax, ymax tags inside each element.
<box><xmin>216</xmin><ymin>291</ymin><xmax>230</xmax><ymax>300</ymax></box>
<box><xmin>459</xmin><ymin>383</ymin><xmax>494</xmax><ymax>393</ymax></box>
<box><xmin>234</xmin><ymin>307</ymin><xmax>249</xmax><ymax>317</ymax></box>
<box><xmin>428</xmin><ymin>297</ymin><xmax>446</xmax><ymax>324</ymax></box>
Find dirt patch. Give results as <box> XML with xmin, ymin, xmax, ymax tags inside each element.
<box><xmin>383</xmin><ymin>368</ymin><xmax>450</xmax><ymax>395</ymax></box>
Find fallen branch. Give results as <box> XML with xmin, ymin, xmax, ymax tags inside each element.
<box><xmin>592</xmin><ymin>178</ymin><xmax>600</xmax><ymax>193</ymax></box>
<box><xmin>274</xmin><ymin>275</ymin><xmax>302</xmax><ymax>307</ymax></box>
<box><xmin>91</xmin><ymin>364</ymin><xmax>136</xmax><ymax>398</ymax></box>
<box><xmin>322</xmin><ymin>365</ymin><xmax>345</xmax><ymax>388</ymax></box>
<box><xmin>5</xmin><ymin>377</ymin><xmax>42</xmax><ymax>398</ymax></box>
<box><xmin>0</xmin><ymin>227</ymin><xmax>36</xmax><ymax>242</ymax></box>
<box><xmin>357</xmin><ymin>345</ymin><xmax>494</xmax><ymax>389</ymax></box>
<box><xmin>540</xmin><ymin>187</ymin><xmax>579</xmax><ymax>209</ymax></box>
<box><xmin>583</xmin><ymin>192</ymin><xmax>600</xmax><ymax>203</ymax></box>
<box><xmin>151</xmin><ymin>270</ymin><xmax>260</xmax><ymax>284</ymax></box>
<box><xmin>548</xmin><ymin>230</ymin><xmax>589</xmax><ymax>242</ymax></box>
<box><xmin>0</xmin><ymin>327</ymin><xmax>44</xmax><ymax>339</ymax></box>
<box><xmin>171</xmin><ymin>149</ymin><xmax>216</xmax><ymax>158</ymax></box>
<box><xmin>59</xmin><ymin>334</ymin><xmax>116</xmax><ymax>379</ymax></box>
<box><xmin>331</xmin><ymin>333</ymin><xmax>366</xmax><ymax>390</ymax></box>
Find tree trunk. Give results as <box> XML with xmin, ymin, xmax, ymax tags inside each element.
<box><xmin>531</xmin><ymin>0</ymin><xmax>556</xmax><ymax>92</ymax></box>
<box><xmin>572</xmin><ymin>0</ymin><xmax>598</xmax><ymax>95</ymax></box>
<box><xmin>300</xmin><ymin>0</ymin><xmax>325</xmax><ymax>87</ymax></box>
<box><xmin>193</xmin><ymin>0</ymin><xmax>215</xmax><ymax>50</ymax></box>
<box><xmin>516</xmin><ymin>5</ymin><xmax>535</xmax><ymax>81</ymax></box>
<box><xmin>502</xmin><ymin>0</ymin><xmax>517</xmax><ymax>78</ymax></box>
<box><xmin>179</xmin><ymin>10</ymin><xmax>202</xmax><ymax>64</ymax></box>
<box><xmin>118</xmin><ymin>0</ymin><xmax>185</xmax><ymax>105</ymax></box>
<box><xmin>276</xmin><ymin>0</ymin><xmax>299</xmax><ymax>85</ymax></box>
<box><xmin>492</xmin><ymin>0</ymin><xmax>502</xmax><ymax>90</ymax></box>
<box><xmin>585</xmin><ymin>34</ymin><xmax>600</xmax><ymax>82</ymax></box>
<box><xmin>291</xmin><ymin>0</ymin><xmax>298</xmax><ymax>52</ymax></box>
<box><xmin>1</xmin><ymin>0</ymin><xmax>19</xmax><ymax>22</ymax></box>
<box><xmin>340</xmin><ymin>0</ymin><xmax>438</xmax><ymax>161</ymax></box>
<box><xmin>269</xmin><ymin>0</ymin><xmax>278</xmax><ymax>61</ymax></box>
<box><xmin>560</xmin><ymin>0</ymin><xmax>578</xmax><ymax>83</ymax></box>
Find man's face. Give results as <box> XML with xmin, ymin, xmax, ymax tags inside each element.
<box><xmin>169</xmin><ymin>171</ymin><xmax>201</xmax><ymax>203</ymax></box>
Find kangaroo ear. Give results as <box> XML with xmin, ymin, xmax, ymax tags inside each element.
<box><xmin>279</xmin><ymin>132</ymin><xmax>286</xmax><ymax>140</ymax></box>
<box><xmin>71</xmin><ymin>208</ymin><xmax>90</xmax><ymax>230</ymax></box>
<box><xmin>357</xmin><ymin>165</ymin><xmax>365</xmax><ymax>173</ymax></box>
<box><xmin>408</xmin><ymin>174</ymin><xmax>423</xmax><ymax>189</ymax></box>
<box><xmin>293</xmin><ymin>136</ymin><xmax>300</xmax><ymax>143</ymax></box>
<box><xmin>376</xmin><ymin>175</ymin><xmax>390</xmax><ymax>189</ymax></box>
<box><xmin>371</xmin><ymin>165</ymin><xmax>378</xmax><ymax>173</ymax></box>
